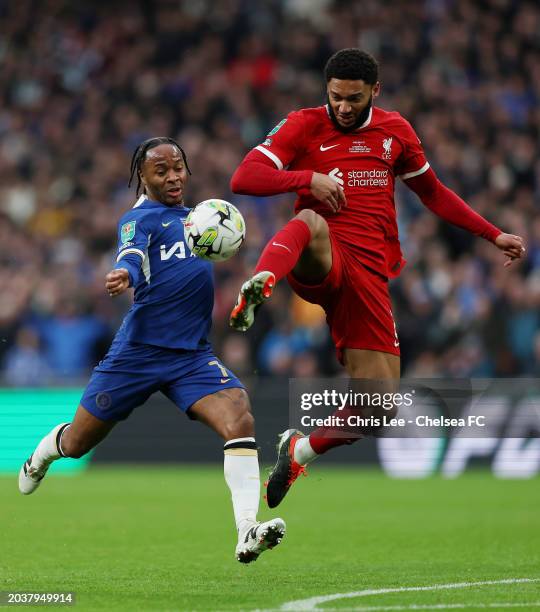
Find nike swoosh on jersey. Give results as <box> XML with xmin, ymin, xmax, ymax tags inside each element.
<box><xmin>220</xmin><ymin>378</ymin><xmax>232</xmax><ymax>383</ymax></box>
<box><xmin>320</xmin><ymin>144</ymin><xmax>340</xmax><ymax>151</ymax></box>
<box><xmin>272</xmin><ymin>242</ymin><xmax>292</xmax><ymax>253</ymax></box>
<box><xmin>162</xmin><ymin>221</ymin><xmax>174</xmax><ymax>227</ymax></box>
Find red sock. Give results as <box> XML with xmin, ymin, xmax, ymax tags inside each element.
<box><xmin>308</xmin><ymin>406</ymin><xmax>364</xmax><ymax>455</ymax></box>
<box><xmin>254</xmin><ymin>219</ymin><xmax>311</xmax><ymax>282</ymax></box>
<box><xmin>309</xmin><ymin>433</ymin><xmax>356</xmax><ymax>455</ymax></box>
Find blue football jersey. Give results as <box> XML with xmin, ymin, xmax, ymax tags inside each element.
<box><xmin>112</xmin><ymin>195</ymin><xmax>213</xmax><ymax>350</ymax></box>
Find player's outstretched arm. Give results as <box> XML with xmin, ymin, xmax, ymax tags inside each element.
<box><xmin>105</xmin><ymin>268</ymin><xmax>130</xmax><ymax>297</ymax></box>
<box><xmin>231</xmin><ymin>150</ymin><xmax>345</xmax><ymax>212</ymax></box>
<box><xmin>404</xmin><ymin>167</ymin><xmax>525</xmax><ymax>266</ymax></box>
<box><xmin>231</xmin><ymin>149</ymin><xmax>313</xmax><ymax>196</ymax></box>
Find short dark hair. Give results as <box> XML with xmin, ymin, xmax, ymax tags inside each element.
<box><xmin>128</xmin><ymin>137</ymin><xmax>191</xmax><ymax>196</ymax></box>
<box><xmin>324</xmin><ymin>49</ymin><xmax>379</xmax><ymax>84</ymax></box>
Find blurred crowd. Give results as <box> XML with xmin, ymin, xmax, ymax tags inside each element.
<box><xmin>0</xmin><ymin>0</ymin><xmax>539</xmax><ymax>385</ymax></box>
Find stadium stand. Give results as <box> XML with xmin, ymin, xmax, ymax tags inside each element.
<box><xmin>0</xmin><ymin>0</ymin><xmax>538</xmax><ymax>382</ymax></box>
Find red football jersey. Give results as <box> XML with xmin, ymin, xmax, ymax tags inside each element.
<box><xmin>253</xmin><ymin>105</ymin><xmax>429</xmax><ymax>278</ymax></box>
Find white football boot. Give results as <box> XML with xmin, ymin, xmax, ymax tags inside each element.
<box><xmin>18</xmin><ymin>423</ymin><xmax>70</xmax><ymax>495</ymax></box>
<box><xmin>235</xmin><ymin>517</ymin><xmax>286</xmax><ymax>563</ymax></box>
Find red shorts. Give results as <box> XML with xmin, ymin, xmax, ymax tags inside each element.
<box><xmin>287</xmin><ymin>233</ymin><xmax>400</xmax><ymax>364</ymax></box>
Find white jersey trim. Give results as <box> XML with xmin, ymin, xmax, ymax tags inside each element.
<box><xmin>141</xmin><ymin>235</ymin><xmax>152</xmax><ymax>283</ymax></box>
<box><xmin>399</xmin><ymin>161</ymin><xmax>430</xmax><ymax>181</ymax></box>
<box><xmin>133</xmin><ymin>194</ymin><xmax>147</xmax><ymax>208</ymax></box>
<box><xmin>357</xmin><ymin>106</ymin><xmax>372</xmax><ymax>130</ymax></box>
<box><xmin>116</xmin><ymin>248</ymin><xmax>145</xmax><ymax>263</ymax></box>
<box><xmin>255</xmin><ymin>145</ymin><xmax>284</xmax><ymax>170</ymax></box>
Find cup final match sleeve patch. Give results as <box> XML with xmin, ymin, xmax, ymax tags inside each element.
<box><xmin>121</xmin><ymin>221</ymin><xmax>136</xmax><ymax>243</ymax></box>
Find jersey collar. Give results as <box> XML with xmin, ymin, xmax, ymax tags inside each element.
<box><xmin>132</xmin><ymin>194</ymin><xmax>189</xmax><ymax>213</ymax></box>
<box><xmin>357</xmin><ymin>106</ymin><xmax>373</xmax><ymax>130</ymax></box>
<box><xmin>325</xmin><ymin>104</ymin><xmax>373</xmax><ymax>131</ymax></box>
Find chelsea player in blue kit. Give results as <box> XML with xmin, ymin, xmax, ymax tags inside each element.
<box><xmin>18</xmin><ymin>137</ymin><xmax>285</xmax><ymax>563</ymax></box>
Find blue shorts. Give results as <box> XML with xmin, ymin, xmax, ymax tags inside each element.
<box><xmin>80</xmin><ymin>341</ymin><xmax>244</xmax><ymax>421</ymax></box>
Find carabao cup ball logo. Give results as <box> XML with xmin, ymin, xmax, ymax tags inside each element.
<box><xmin>184</xmin><ymin>199</ymin><xmax>246</xmax><ymax>262</ymax></box>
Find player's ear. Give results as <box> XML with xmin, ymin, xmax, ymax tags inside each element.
<box><xmin>372</xmin><ymin>82</ymin><xmax>381</xmax><ymax>98</ymax></box>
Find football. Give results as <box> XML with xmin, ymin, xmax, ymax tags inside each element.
<box><xmin>184</xmin><ymin>199</ymin><xmax>246</xmax><ymax>262</ymax></box>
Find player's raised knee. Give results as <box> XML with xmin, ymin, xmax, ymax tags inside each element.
<box><xmin>220</xmin><ymin>414</ymin><xmax>254</xmax><ymax>442</ymax></box>
<box><xmin>295</xmin><ymin>209</ymin><xmax>327</xmax><ymax>239</ymax></box>
<box><xmin>225</xmin><ymin>410</ymin><xmax>255</xmax><ymax>441</ymax></box>
<box><xmin>221</xmin><ymin>389</ymin><xmax>255</xmax><ymax>440</ymax></box>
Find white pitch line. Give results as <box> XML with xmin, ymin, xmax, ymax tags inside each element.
<box><xmin>279</xmin><ymin>578</ymin><xmax>540</xmax><ymax>611</ymax></box>
<box><xmin>320</xmin><ymin>602</ymin><xmax>540</xmax><ymax>611</ymax></box>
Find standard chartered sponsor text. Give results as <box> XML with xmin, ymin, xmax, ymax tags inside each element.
<box><xmin>347</xmin><ymin>168</ymin><xmax>389</xmax><ymax>187</ymax></box>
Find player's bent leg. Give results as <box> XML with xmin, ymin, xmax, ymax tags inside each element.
<box><xmin>188</xmin><ymin>387</ymin><xmax>255</xmax><ymax>440</ymax></box>
<box><xmin>343</xmin><ymin>348</ymin><xmax>401</xmax><ymax>380</ymax></box>
<box><xmin>266</xmin><ymin>350</ymin><xmax>401</xmax><ymax>508</ymax></box>
<box><xmin>60</xmin><ymin>404</ymin><xmax>117</xmax><ymax>458</ymax></box>
<box><xmin>308</xmin><ymin>349</ymin><xmax>401</xmax><ymax>456</ymax></box>
<box><xmin>291</xmin><ymin>209</ymin><xmax>332</xmax><ymax>284</ymax></box>
<box><xmin>19</xmin><ymin>404</ymin><xmax>116</xmax><ymax>495</ymax></box>
<box><xmin>189</xmin><ymin>388</ymin><xmax>286</xmax><ymax>563</ymax></box>
<box><xmin>230</xmin><ymin>210</ymin><xmax>330</xmax><ymax>331</ymax></box>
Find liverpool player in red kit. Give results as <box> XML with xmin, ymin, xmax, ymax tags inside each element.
<box><xmin>229</xmin><ymin>49</ymin><xmax>525</xmax><ymax>507</ymax></box>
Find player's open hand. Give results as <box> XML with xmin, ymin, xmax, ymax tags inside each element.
<box><xmin>495</xmin><ymin>233</ymin><xmax>526</xmax><ymax>267</ymax></box>
<box><xmin>310</xmin><ymin>172</ymin><xmax>347</xmax><ymax>213</ymax></box>
<box><xmin>105</xmin><ymin>268</ymin><xmax>130</xmax><ymax>296</ymax></box>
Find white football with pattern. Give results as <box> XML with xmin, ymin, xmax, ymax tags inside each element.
<box><xmin>184</xmin><ymin>199</ymin><xmax>246</xmax><ymax>262</ymax></box>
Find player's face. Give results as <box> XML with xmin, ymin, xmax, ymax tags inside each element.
<box><xmin>140</xmin><ymin>144</ymin><xmax>188</xmax><ymax>206</ymax></box>
<box><xmin>326</xmin><ymin>78</ymin><xmax>380</xmax><ymax>130</ymax></box>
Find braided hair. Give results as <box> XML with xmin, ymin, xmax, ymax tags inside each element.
<box><xmin>128</xmin><ymin>137</ymin><xmax>191</xmax><ymax>195</ymax></box>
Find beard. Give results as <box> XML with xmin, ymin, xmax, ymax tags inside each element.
<box><xmin>326</xmin><ymin>95</ymin><xmax>373</xmax><ymax>133</ymax></box>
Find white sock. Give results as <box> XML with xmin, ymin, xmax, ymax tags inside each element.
<box><xmin>294</xmin><ymin>436</ymin><xmax>318</xmax><ymax>465</ymax></box>
<box><xmin>223</xmin><ymin>437</ymin><xmax>260</xmax><ymax>533</ymax></box>
<box><xmin>32</xmin><ymin>423</ymin><xmax>70</xmax><ymax>467</ymax></box>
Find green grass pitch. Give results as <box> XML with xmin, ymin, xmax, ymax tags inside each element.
<box><xmin>1</xmin><ymin>467</ymin><xmax>539</xmax><ymax>611</ymax></box>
